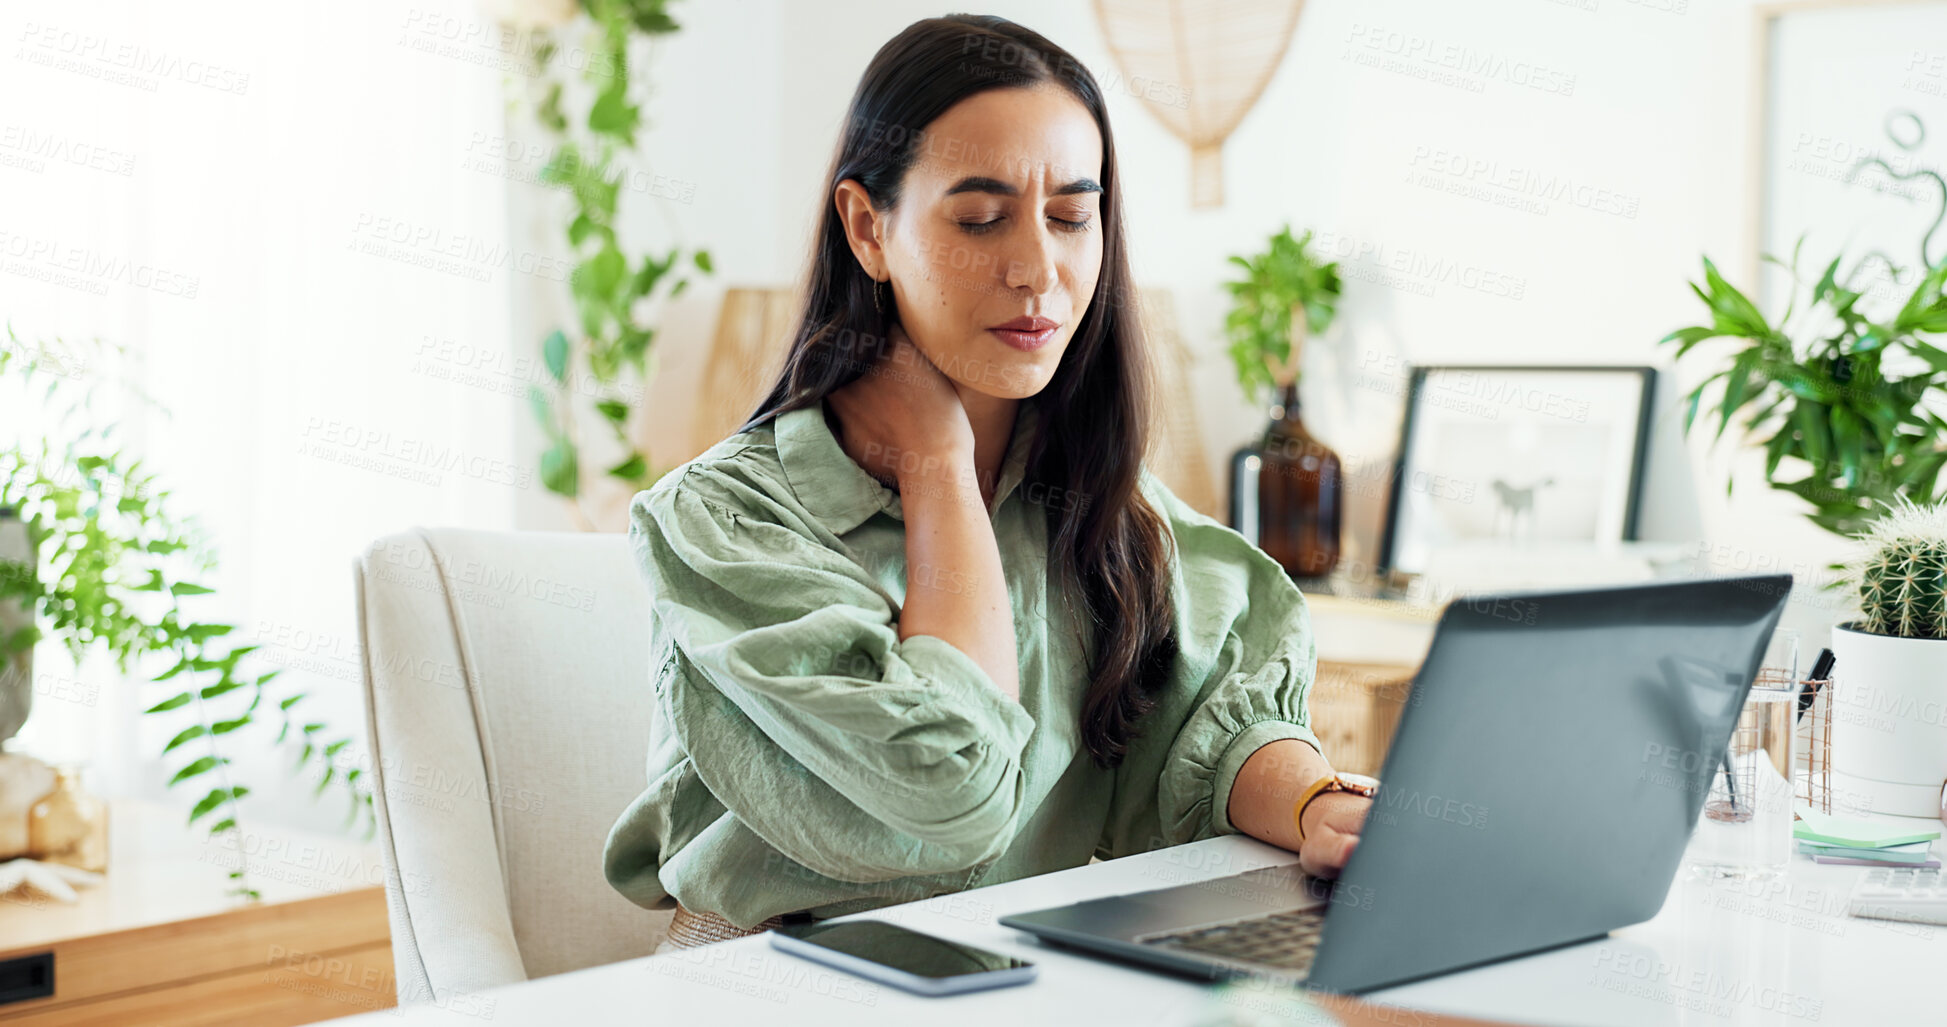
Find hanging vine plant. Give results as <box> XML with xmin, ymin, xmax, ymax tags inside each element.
<box><xmin>502</xmin><ymin>0</ymin><xmax>712</xmax><ymax>526</ymax></box>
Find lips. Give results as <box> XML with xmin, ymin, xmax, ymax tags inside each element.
<box><xmin>990</xmin><ymin>315</ymin><xmax>1059</xmax><ymax>352</ymax></box>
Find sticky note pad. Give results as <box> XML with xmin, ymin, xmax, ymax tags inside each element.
<box><xmin>1815</xmin><ymin>853</ymin><xmax>1942</xmax><ymax>869</ymax></box>
<box><xmin>1799</xmin><ymin>839</ymin><xmax>1935</xmax><ymax>863</ymax></box>
<box><xmin>1794</xmin><ymin>805</ymin><xmax>1942</xmax><ymax>849</ymax></box>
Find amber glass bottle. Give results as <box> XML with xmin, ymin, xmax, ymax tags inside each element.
<box><xmin>1253</xmin><ymin>381</ymin><xmax>1342</xmax><ymax>578</ymax></box>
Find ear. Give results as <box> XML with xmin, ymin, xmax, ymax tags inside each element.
<box><xmin>834</xmin><ymin>179</ymin><xmax>887</xmax><ymax>280</ymax></box>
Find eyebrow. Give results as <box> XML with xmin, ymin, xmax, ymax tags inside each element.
<box><xmin>943</xmin><ymin>175</ymin><xmax>1102</xmax><ymax>198</ymax></box>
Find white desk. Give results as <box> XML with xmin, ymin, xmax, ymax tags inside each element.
<box><xmin>321</xmin><ymin>834</ymin><xmax>1944</xmax><ymax>1027</ymax></box>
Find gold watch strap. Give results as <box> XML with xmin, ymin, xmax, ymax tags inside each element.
<box><xmin>1291</xmin><ymin>773</ymin><xmax>1341</xmax><ymax>847</ymax></box>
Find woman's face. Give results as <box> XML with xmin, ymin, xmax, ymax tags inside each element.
<box><xmin>839</xmin><ymin>84</ymin><xmax>1105</xmax><ymax>399</ymax></box>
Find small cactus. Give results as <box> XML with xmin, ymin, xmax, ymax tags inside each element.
<box><xmin>1848</xmin><ymin>498</ymin><xmax>1947</xmax><ymax>640</ymax></box>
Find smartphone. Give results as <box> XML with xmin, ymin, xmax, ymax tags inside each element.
<box><xmin>767</xmin><ymin>919</ymin><xmax>1038</xmax><ymax>996</ymax></box>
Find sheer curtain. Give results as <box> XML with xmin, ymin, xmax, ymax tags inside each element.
<box><xmin>5</xmin><ymin>0</ymin><xmax>530</xmax><ymax>833</ymax></box>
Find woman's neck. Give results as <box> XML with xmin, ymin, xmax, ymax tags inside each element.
<box><xmin>955</xmin><ymin>385</ymin><xmax>1018</xmax><ymax>508</ymax></box>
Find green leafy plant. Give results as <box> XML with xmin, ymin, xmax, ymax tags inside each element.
<box><xmin>1223</xmin><ymin>224</ymin><xmax>1342</xmax><ymax>408</ymax></box>
<box><xmin>1661</xmin><ymin>248</ymin><xmax>1947</xmax><ymax>538</ymax></box>
<box><xmin>1846</xmin><ymin>497</ymin><xmax>1947</xmax><ymax>639</ymax></box>
<box><xmin>516</xmin><ymin>0</ymin><xmax>713</xmax><ymax>525</ymax></box>
<box><xmin>0</xmin><ymin>330</ymin><xmax>372</xmax><ymax>899</ymax></box>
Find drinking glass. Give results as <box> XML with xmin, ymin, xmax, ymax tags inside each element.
<box><xmin>1686</xmin><ymin>684</ymin><xmax>1797</xmax><ymax>879</ymax></box>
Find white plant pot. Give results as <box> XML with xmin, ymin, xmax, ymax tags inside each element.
<box><xmin>1828</xmin><ymin>622</ymin><xmax>1947</xmax><ymax>819</ymax></box>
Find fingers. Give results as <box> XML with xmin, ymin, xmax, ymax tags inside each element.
<box><xmin>1304</xmin><ymin>796</ymin><xmax>1371</xmax><ymax>879</ymax></box>
<box><xmin>1298</xmin><ymin>822</ymin><xmax>1360</xmax><ymax>880</ymax></box>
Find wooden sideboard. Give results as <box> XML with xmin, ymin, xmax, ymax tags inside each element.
<box><xmin>0</xmin><ymin>801</ymin><xmax>393</xmax><ymax>1025</ymax></box>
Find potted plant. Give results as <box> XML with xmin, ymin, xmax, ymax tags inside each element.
<box><xmin>1829</xmin><ymin>498</ymin><xmax>1947</xmax><ymax>818</ymax></box>
<box><xmin>1665</xmin><ymin>238</ymin><xmax>1947</xmax><ymax>818</ymax></box>
<box><xmin>0</xmin><ymin>331</ymin><xmax>371</xmax><ymax>896</ymax></box>
<box><xmin>1222</xmin><ymin>224</ymin><xmax>1344</xmax><ymax>579</ymax></box>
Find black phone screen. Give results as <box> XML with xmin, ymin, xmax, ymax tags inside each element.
<box><xmin>775</xmin><ymin>921</ymin><xmax>1032</xmax><ymax>979</ymax></box>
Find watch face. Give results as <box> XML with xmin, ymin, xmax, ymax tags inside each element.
<box><xmin>1337</xmin><ymin>772</ymin><xmax>1380</xmax><ymax>794</ymax></box>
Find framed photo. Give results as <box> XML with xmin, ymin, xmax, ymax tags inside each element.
<box><xmin>1378</xmin><ymin>366</ymin><xmax>1655</xmax><ymax>576</ymax></box>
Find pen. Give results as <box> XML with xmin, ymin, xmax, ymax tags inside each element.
<box><xmin>1798</xmin><ymin>648</ymin><xmax>1836</xmax><ymax>723</ymax></box>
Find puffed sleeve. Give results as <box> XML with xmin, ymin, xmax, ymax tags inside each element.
<box><xmin>1097</xmin><ymin>469</ymin><xmax>1325</xmax><ymax>857</ymax></box>
<box><xmin>633</xmin><ymin>466</ymin><xmax>1039</xmax><ymax>881</ymax></box>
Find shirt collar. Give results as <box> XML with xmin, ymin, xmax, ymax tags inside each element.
<box><xmin>775</xmin><ymin>397</ymin><xmax>1041</xmax><ymax>536</ymax></box>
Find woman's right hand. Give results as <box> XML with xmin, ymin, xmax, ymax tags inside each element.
<box><xmin>831</xmin><ymin>321</ymin><xmax>1018</xmax><ymax>698</ymax></box>
<box><xmin>825</xmin><ymin>321</ymin><xmax>975</xmax><ymax>485</ymax></box>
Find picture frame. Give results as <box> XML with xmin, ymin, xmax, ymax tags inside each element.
<box><xmin>1377</xmin><ymin>366</ymin><xmax>1656</xmax><ymax>577</ymax></box>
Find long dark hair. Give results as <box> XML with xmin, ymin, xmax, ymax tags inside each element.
<box><xmin>739</xmin><ymin>14</ymin><xmax>1179</xmax><ymax>770</ymax></box>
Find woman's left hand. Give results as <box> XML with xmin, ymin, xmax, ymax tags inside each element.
<box><xmin>1296</xmin><ymin>792</ymin><xmax>1371</xmax><ymax>880</ymax></box>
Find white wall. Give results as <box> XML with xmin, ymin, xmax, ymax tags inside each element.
<box><xmin>6</xmin><ymin>0</ymin><xmax>523</xmax><ymax>835</ymax></box>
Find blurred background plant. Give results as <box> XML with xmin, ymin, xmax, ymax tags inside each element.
<box><xmin>1223</xmin><ymin>223</ymin><xmax>1341</xmax><ymax>409</ymax></box>
<box><xmin>0</xmin><ymin>329</ymin><xmax>373</xmax><ymax>898</ymax></box>
<box><xmin>493</xmin><ymin>0</ymin><xmax>713</xmax><ymax>527</ymax></box>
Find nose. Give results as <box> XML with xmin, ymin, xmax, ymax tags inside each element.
<box><xmin>1001</xmin><ymin>223</ymin><xmax>1060</xmax><ymax>296</ymax></box>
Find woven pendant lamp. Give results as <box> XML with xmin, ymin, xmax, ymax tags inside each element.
<box><xmin>1091</xmin><ymin>0</ymin><xmax>1308</xmax><ymax>208</ymax></box>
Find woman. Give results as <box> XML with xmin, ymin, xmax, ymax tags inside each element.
<box><xmin>603</xmin><ymin>14</ymin><xmax>1372</xmax><ymax>954</ymax></box>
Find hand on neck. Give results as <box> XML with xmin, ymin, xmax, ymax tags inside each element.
<box><xmin>954</xmin><ymin>382</ymin><xmax>1017</xmax><ymax>511</ymax></box>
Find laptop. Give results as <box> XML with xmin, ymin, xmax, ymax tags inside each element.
<box><xmin>1000</xmin><ymin>575</ymin><xmax>1793</xmax><ymax>994</ymax></box>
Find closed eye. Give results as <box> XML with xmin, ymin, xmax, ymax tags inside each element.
<box><xmin>958</xmin><ymin>216</ymin><xmax>1094</xmax><ymax>235</ymax></box>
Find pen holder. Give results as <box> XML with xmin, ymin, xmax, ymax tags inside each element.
<box><xmin>1761</xmin><ymin>667</ymin><xmax>1836</xmax><ymax>816</ymax></box>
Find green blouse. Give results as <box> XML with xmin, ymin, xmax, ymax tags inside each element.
<box><xmin>602</xmin><ymin>398</ymin><xmax>1325</xmax><ymax>928</ymax></box>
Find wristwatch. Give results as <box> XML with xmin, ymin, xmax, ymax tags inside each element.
<box><xmin>1293</xmin><ymin>771</ymin><xmax>1380</xmax><ymax>845</ymax></box>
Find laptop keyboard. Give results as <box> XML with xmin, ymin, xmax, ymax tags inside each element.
<box><xmin>1137</xmin><ymin>906</ymin><xmax>1327</xmax><ymax>973</ymax></box>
